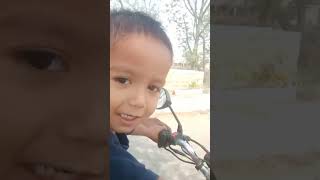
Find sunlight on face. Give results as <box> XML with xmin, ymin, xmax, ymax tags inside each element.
<box><xmin>110</xmin><ymin>34</ymin><xmax>172</xmax><ymax>133</ymax></box>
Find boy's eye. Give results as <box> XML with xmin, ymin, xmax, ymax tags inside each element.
<box><xmin>14</xmin><ymin>48</ymin><xmax>68</xmax><ymax>72</ymax></box>
<box><xmin>148</xmin><ymin>85</ymin><xmax>161</xmax><ymax>92</ymax></box>
<box><xmin>114</xmin><ymin>77</ymin><xmax>130</xmax><ymax>85</ymax></box>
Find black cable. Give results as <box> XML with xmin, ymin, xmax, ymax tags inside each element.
<box><xmin>189</xmin><ymin>138</ymin><xmax>209</xmax><ymax>153</ymax></box>
<box><xmin>187</xmin><ymin>139</ymin><xmax>212</xmax><ymax>169</ymax></box>
<box><xmin>165</xmin><ymin>147</ymin><xmax>194</xmax><ymax>164</ymax></box>
<box><xmin>168</xmin><ymin>146</ymin><xmax>194</xmax><ymax>163</ymax></box>
<box><xmin>169</xmin><ymin>146</ymin><xmax>193</xmax><ymax>162</ymax></box>
<box><xmin>164</xmin><ymin>147</ymin><xmax>195</xmax><ymax>165</ymax></box>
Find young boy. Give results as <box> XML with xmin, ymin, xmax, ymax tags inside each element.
<box><xmin>110</xmin><ymin>10</ymin><xmax>173</xmax><ymax>180</ymax></box>
<box><xmin>0</xmin><ymin>0</ymin><xmax>107</xmax><ymax>179</ymax></box>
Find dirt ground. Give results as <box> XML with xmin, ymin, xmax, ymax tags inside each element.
<box><xmin>213</xmin><ymin>150</ymin><xmax>320</xmax><ymax>180</ymax></box>
<box><xmin>213</xmin><ymin>88</ymin><xmax>320</xmax><ymax>179</ymax></box>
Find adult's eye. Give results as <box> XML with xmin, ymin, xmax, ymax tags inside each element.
<box><xmin>14</xmin><ymin>48</ymin><xmax>68</xmax><ymax>72</ymax></box>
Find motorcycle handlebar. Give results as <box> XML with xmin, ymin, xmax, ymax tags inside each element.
<box><xmin>175</xmin><ymin>139</ymin><xmax>210</xmax><ymax>180</ymax></box>
<box><xmin>158</xmin><ymin>129</ymin><xmax>211</xmax><ymax>180</ymax></box>
<box><xmin>158</xmin><ymin>129</ymin><xmax>173</xmax><ymax>148</ymax></box>
<box><xmin>204</xmin><ymin>152</ymin><xmax>210</xmax><ymax>167</ymax></box>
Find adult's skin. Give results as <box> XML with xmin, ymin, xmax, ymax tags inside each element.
<box><xmin>0</xmin><ymin>0</ymin><xmax>107</xmax><ymax>179</ymax></box>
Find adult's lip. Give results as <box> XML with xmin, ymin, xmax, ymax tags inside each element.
<box><xmin>22</xmin><ymin>162</ymin><xmax>104</xmax><ymax>180</ymax></box>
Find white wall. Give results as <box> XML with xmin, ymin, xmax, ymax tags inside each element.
<box><xmin>164</xmin><ymin>69</ymin><xmax>204</xmax><ymax>90</ymax></box>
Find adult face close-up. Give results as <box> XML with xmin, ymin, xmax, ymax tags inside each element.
<box><xmin>0</xmin><ymin>0</ymin><xmax>107</xmax><ymax>179</ymax></box>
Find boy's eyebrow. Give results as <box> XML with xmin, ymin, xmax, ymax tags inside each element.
<box><xmin>153</xmin><ymin>78</ymin><xmax>166</xmax><ymax>86</ymax></box>
<box><xmin>111</xmin><ymin>65</ymin><xmax>166</xmax><ymax>85</ymax></box>
<box><xmin>110</xmin><ymin>65</ymin><xmax>135</xmax><ymax>75</ymax></box>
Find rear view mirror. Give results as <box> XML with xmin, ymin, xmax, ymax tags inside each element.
<box><xmin>156</xmin><ymin>88</ymin><xmax>172</xmax><ymax>109</ymax></box>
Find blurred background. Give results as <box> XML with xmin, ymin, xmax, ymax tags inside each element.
<box><xmin>213</xmin><ymin>0</ymin><xmax>320</xmax><ymax>179</ymax></box>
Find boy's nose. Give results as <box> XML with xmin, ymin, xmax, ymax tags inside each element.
<box><xmin>128</xmin><ymin>88</ymin><xmax>146</xmax><ymax>109</ymax></box>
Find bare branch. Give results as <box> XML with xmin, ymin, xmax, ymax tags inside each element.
<box><xmin>148</xmin><ymin>0</ymin><xmax>152</xmax><ymax>8</ymax></box>
<box><xmin>194</xmin><ymin>0</ymin><xmax>198</xmax><ymax>16</ymax></box>
<box><xmin>199</xmin><ymin>0</ymin><xmax>205</xmax><ymax>15</ymax></box>
<box><xmin>168</xmin><ymin>0</ymin><xmax>210</xmax><ymax>70</ymax></box>
<box><xmin>143</xmin><ymin>0</ymin><xmax>148</xmax><ymax>12</ymax></box>
<box><xmin>125</xmin><ymin>0</ymin><xmax>136</xmax><ymax>10</ymax></box>
<box><xmin>199</xmin><ymin>21</ymin><xmax>209</xmax><ymax>37</ymax></box>
<box><xmin>118</xmin><ymin>0</ymin><xmax>124</xmax><ymax>8</ymax></box>
<box><xmin>183</xmin><ymin>0</ymin><xmax>195</xmax><ymax>16</ymax></box>
<box><xmin>182</xmin><ymin>16</ymin><xmax>192</xmax><ymax>52</ymax></box>
<box><xmin>199</xmin><ymin>0</ymin><xmax>210</xmax><ymax>21</ymax></box>
<box><xmin>192</xmin><ymin>20</ymin><xmax>197</xmax><ymax>40</ymax></box>
<box><xmin>202</xmin><ymin>0</ymin><xmax>210</xmax><ymax>15</ymax></box>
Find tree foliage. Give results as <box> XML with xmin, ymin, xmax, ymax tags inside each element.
<box><xmin>165</xmin><ymin>0</ymin><xmax>210</xmax><ymax>71</ymax></box>
<box><xmin>110</xmin><ymin>0</ymin><xmax>160</xmax><ymax>19</ymax></box>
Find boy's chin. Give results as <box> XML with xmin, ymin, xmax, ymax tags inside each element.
<box><xmin>111</xmin><ymin>126</ymin><xmax>135</xmax><ymax>134</ymax></box>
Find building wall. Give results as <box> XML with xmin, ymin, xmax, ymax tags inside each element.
<box><xmin>305</xmin><ymin>5</ymin><xmax>320</xmax><ymax>26</ymax></box>
<box><xmin>213</xmin><ymin>25</ymin><xmax>301</xmax><ymax>89</ymax></box>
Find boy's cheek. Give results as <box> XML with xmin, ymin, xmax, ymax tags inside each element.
<box><xmin>147</xmin><ymin>98</ymin><xmax>159</xmax><ymax>115</ymax></box>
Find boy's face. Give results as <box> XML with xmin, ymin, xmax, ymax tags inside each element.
<box><xmin>0</xmin><ymin>0</ymin><xmax>106</xmax><ymax>179</ymax></box>
<box><xmin>110</xmin><ymin>34</ymin><xmax>172</xmax><ymax>133</ymax></box>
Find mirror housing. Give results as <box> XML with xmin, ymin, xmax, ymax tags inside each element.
<box><xmin>156</xmin><ymin>88</ymin><xmax>172</xmax><ymax>109</ymax></box>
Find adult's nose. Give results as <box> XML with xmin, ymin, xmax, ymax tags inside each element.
<box><xmin>59</xmin><ymin>72</ymin><xmax>107</xmax><ymax>147</ymax></box>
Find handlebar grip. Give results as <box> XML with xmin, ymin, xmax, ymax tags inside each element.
<box><xmin>158</xmin><ymin>129</ymin><xmax>173</xmax><ymax>148</ymax></box>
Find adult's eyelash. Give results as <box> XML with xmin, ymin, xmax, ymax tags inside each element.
<box><xmin>12</xmin><ymin>47</ymin><xmax>69</xmax><ymax>72</ymax></box>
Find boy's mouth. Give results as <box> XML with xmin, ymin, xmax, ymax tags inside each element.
<box><xmin>119</xmin><ymin>113</ymin><xmax>139</xmax><ymax>121</ymax></box>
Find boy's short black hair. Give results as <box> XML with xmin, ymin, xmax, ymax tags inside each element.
<box><xmin>110</xmin><ymin>9</ymin><xmax>173</xmax><ymax>56</ymax></box>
